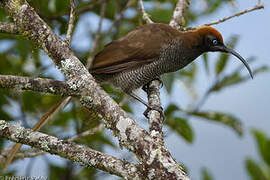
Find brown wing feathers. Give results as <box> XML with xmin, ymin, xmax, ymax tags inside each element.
<box><xmin>89</xmin><ymin>23</ymin><xmax>180</xmax><ymax>74</ymax></box>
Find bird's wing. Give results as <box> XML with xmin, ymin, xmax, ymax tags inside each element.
<box><xmin>89</xmin><ymin>23</ymin><xmax>179</xmax><ymax>74</ymax></box>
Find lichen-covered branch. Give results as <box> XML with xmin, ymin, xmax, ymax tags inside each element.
<box><xmin>0</xmin><ymin>22</ymin><xmax>20</xmax><ymax>34</ymax></box>
<box><xmin>0</xmin><ymin>123</ymin><xmax>103</xmax><ymax>165</ymax></box>
<box><xmin>169</xmin><ymin>0</ymin><xmax>191</xmax><ymax>29</ymax></box>
<box><xmin>0</xmin><ymin>74</ymin><xmax>79</xmax><ymax>96</ymax></box>
<box><xmin>0</xmin><ymin>0</ymin><xmax>189</xmax><ymax>179</ymax></box>
<box><xmin>0</xmin><ymin>120</ymin><xmax>141</xmax><ymax>179</ymax></box>
<box><xmin>145</xmin><ymin>80</ymin><xmax>164</xmax><ymax>145</ymax></box>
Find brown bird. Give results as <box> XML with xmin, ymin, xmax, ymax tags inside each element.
<box><xmin>89</xmin><ymin>23</ymin><xmax>253</xmax><ymax>110</ymax></box>
<box><xmin>3</xmin><ymin>23</ymin><xmax>253</xmax><ymax>169</ymax></box>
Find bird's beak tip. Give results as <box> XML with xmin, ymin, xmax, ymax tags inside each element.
<box><xmin>222</xmin><ymin>45</ymin><xmax>253</xmax><ymax>79</ymax></box>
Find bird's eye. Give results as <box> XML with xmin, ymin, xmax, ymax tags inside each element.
<box><xmin>212</xmin><ymin>39</ymin><xmax>218</xmax><ymax>46</ymax></box>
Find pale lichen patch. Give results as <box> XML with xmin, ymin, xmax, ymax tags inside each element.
<box><xmin>49</xmin><ymin>87</ymin><xmax>55</xmax><ymax>93</ymax></box>
<box><xmin>0</xmin><ymin>120</ymin><xmax>8</xmax><ymax>129</ymax></box>
<box><xmin>116</xmin><ymin>117</ymin><xmax>132</xmax><ymax>142</ymax></box>
<box><xmin>147</xmin><ymin>148</ymin><xmax>161</xmax><ymax>164</ymax></box>
<box><xmin>150</xmin><ymin>130</ymin><xmax>159</xmax><ymax>137</ymax></box>
<box><xmin>147</xmin><ymin>169</ymin><xmax>156</xmax><ymax>179</ymax></box>
<box><xmin>13</xmin><ymin>124</ymin><xmax>24</xmax><ymax>140</ymax></box>
<box><xmin>61</xmin><ymin>58</ymin><xmax>75</xmax><ymax>71</ymax></box>
<box><xmin>19</xmin><ymin>4</ymin><xmax>27</xmax><ymax>12</ymax></box>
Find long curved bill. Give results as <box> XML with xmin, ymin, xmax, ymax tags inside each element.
<box><xmin>217</xmin><ymin>45</ymin><xmax>253</xmax><ymax>79</ymax></box>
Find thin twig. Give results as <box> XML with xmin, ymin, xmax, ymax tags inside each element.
<box><xmin>15</xmin><ymin>149</ymin><xmax>45</xmax><ymax>160</ymax></box>
<box><xmin>105</xmin><ymin>0</ymin><xmax>133</xmax><ymax>38</ymax></box>
<box><xmin>69</xmin><ymin>124</ymin><xmax>104</xmax><ymax>141</ymax></box>
<box><xmin>139</xmin><ymin>0</ymin><xmax>153</xmax><ymax>24</ymax></box>
<box><xmin>66</xmin><ymin>0</ymin><xmax>76</xmax><ymax>44</ymax></box>
<box><xmin>2</xmin><ymin>97</ymin><xmax>72</xmax><ymax>172</ymax></box>
<box><xmin>86</xmin><ymin>1</ymin><xmax>107</xmax><ymax>69</ymax></box>
<box><xmin>204</xmin><ymin>4</ymin><xmax>264</xmax><ymax>26</ymax></box>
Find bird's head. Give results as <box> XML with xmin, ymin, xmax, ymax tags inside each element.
<box><xmin>188</xmin><ymin>26</ymin><xmax>253</xmax><ymax>78</ymax></box>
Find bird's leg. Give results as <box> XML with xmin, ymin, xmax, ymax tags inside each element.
<box><xmin>127</xmin><ymin>92</ymin><xmax>163</xmax><ymax>119</ymax></box>
<box><xmin>142</xmin><ymin>77</ymin><xmax>163</xmax><ymax>92</ymax></box>
<box><xmin>142</xmin><ymin>78</ymin><xmax>165</xmax><ymax>120</ymax></box>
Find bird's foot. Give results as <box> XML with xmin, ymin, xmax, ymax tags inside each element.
<box><xmin>143</xmin><ymin>105</ymin><xmax>165</xmax><ymax>121</ymax></box>
<box><xmin>142</xmin><ymin>77</ymin><xmax>163</xmax><ymax>92</ymax></box>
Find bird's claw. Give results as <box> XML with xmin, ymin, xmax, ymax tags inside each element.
<box><xmin>142</xmin><ymin>78</ymin><xmax>163</xmax><ymax>92</ymax></box>
<box><xmin>143</xmin><ymin>105</ymin><xmax>165</xmax><ymax>121</ymax></box>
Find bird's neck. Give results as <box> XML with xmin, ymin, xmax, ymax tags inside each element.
<box><xmin>180</xmin><ymin>31</ymin><xmax>204</xmax><ymax>49</ymax></box>
<box><xmin>158</xmin><ymin>37</ymin><xmax>203</xmax><ymax>73</ymax></box>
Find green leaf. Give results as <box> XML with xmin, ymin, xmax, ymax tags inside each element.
<box><xmin>150</xmin><ymin>8</ymin><xmax>173</xmax><ymax>24</ymax></box>
<box><xmin>253</xmin><ymin>65</ymin><xmax>269</xmax><ymax>75</ymax></box>
<box><xmin>209</xmin><ymin>63</ymin><xmax>268</xmax><ymax>93</ymax></box>
<box><xmin>202</xmin><ymin>53</ymin><xmax>209</xmax><ymax>75</ymax></box>
<box><xmin>165</xmin><ymin>117</ymin><xmax>194</xmax><ymax>143</ymax></box>
<box><xmin>164</xmin><ymin>104</ymin><xmax>180</xmax><ymax>118</ymax></box>
<box><xmin>191</xmin><ymin>111</ymin><xmax>243</xmax><ymax>136</ymax></box>
<box><xmin>251</xmin><ymin>129</ymin><xmax>270</xmax><ymax>166</ymax></box>
<box><xmin>122</xmin><ymin>103</ymin><xmax>133</xmax><ymax>113</ymax></box>
<box><xmin>105</xmin><ymin>0</ymin><xmax>117</xmax><ymax>19</ymax></box>
<box><xmin>209</xmin><ymin>72</ymin><xmax>245</xmax><ymax>92</ymax></box>
<box><xmin>245</xmin><ymin>158</ymin><xmax>267</xmax><ymax>180</ymax></box>
<box><xmin>201</xmin><ymin>167</ymin><xmax>214</xmax><ymax>180</ymax></box>
<box><xmin>215</xmin><ymin>53</ymin><xmax>229</xmax><ymax>75</ymax></box>
<box><xmin>179</xmin><ymin>63</ymin><xmax>197</xmax><ymax>82</ymax></box>
<box><xmin>49</xmin><ymin>163</ymin><xmax>78</xmax><ymax>180</ymax></box>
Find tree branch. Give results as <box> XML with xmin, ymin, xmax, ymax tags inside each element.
<box><xmin>0</xmin><ymin>74</ymin><xmax>79</xmax><ymax>96</ymax></box>
<box><xmin>106</xmin><ymin>0</ymin><xmax>133</xmax><ymax>35</ymax></box>
<box><xmin>0</xmin><ymin>123</ymin><xmax>103</xmax><ymax>165</ymax></box>
<box><xmin>203</xmin><ymin>3</ymin><xmax>264</xmax><ymax>26</ymax></box>
<box><xmin>0</xmin><ymin>120</ymin><xmax>141</xmax><ymax>179</ymax></box>
<box><xmin>0</xmin><ymin>22</ymin><xmax>20</xmax><ymax>34</ymax></box>
<box><xmin>139</xmin><ymin>0</ymin><xmax>153</xmax><ymax>24</ymax></box>
<box><xmin>169</xmin><ymin>0</ymin><xmax>191</xmax><ymax>29</ymax></box>
<box><xmin>2</xmin><ymin>97</ymin><xmax>71</xmax><ymax>172</ymax></box>
<box><xmin>146</xmin><ymin>80</ymin><xmax>164</xmax><ymax>145</ymax></box>
<box><xmin>66</xmin><ymin>0</ymin><xmax>76</xmax><ymax>44</ymax></box>
<box><xmin>68</xmin><ymin>123</ymin><xmax>104</xmax><ymax>141</ymax></box>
